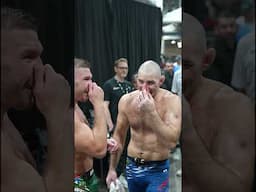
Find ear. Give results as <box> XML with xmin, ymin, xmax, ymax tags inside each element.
<box><xmin>114</xmin><ymin>66</ymin><xmax>118</xmax><ymax>73</ymax></box>
<box><xmin>202</xmin><ymin>48</ymin><xmax>216</xmax><ymax>71</ymax></box>
<box><xmin>159</xmin><ymin>75</ymin><xmax>165</xmax><ymax>86</ymax></box>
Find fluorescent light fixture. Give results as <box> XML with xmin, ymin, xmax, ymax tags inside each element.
<box><xmin>162</xmin><ymin>24</ymin><xmax>176</xmax><ymax>33</ymax></box>
<box><xmin>177</xmin><ymin>41</ymin><xmax>182</xmax><ymax>48</ymax></box>
<box><xmin>171</xmin><ymin>40</ymin><xmax>176</xmax><ymax>44</ymax></box>
<box><xmin>163</xmin><ymin>7</ymin><xmax>182</xmax><ymax>23</ymax></box>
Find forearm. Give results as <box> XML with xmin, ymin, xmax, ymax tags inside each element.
<box><xmin>93</xmin><ymin>103</ymin><xmax>107</xmax><ymax>150</ymax></box>
<box><xmin>109</xmin><ymin>143</ymin><xmax>124</xmax><ymax>171</ymax></box>
<box><xmin>109</xmin><ymin>130</ymin><xmax>127</xmax><ymax>171</ymax></box>
<box><xmin>43</xmin><ymin>113</ymin><xmax>73</xmax><ymax>192</ymax></box>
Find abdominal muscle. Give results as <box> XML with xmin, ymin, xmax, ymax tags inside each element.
<box><xmin>127</xmin><ymin>128</ymin><xmax>169</xmax><ymax>161</ymax></box>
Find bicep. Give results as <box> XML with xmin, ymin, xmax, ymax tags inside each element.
<box><xmin>164</xmin><ymin>96</ymin><xmax>182</xmax><ymax>134</ymax></box>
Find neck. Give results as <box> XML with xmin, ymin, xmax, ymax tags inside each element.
<box><xmin>115</xmin><ymin>75</ymin><xmax>124</xmax><ymax>82</ymax></box>
<box><xmin>74</xmin><ymin>96</ymin><xmax>79</xmax><ymax>104</ymax></box>
<box><xmin>189</xmin><ymin>78</ymin><xmax>210</xmax><ymax>109</ymax></box>
<box><xmin>184</xmin><ymin>77</ymin><xmax>203</xmax><ymax>104</ymax></box>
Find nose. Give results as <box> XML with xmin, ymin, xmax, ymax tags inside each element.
<box><xmin>33</xmin><ymin>58</ymin><xmax>43</xmax><ymax>68</ymax></box>
<box><xmin>142</xmin><ymin>83</ymin><xmax>148</xmax><ymax>90</ymax></box>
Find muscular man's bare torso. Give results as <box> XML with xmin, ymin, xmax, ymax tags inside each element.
<box><xmin>182</xmin><ymin>78</ymin><xmax>254</xmax><ymax>192</ymax></box>
<box><xmin>123</xmin><ymin>89</ymin><xmax>176</xmax><ymax>161</ymax></box>
<box><xmin>1</xmin><ymin>114</ymin><xmax>45</xmax><ymax>192</ymax></box>
<box><xmin>74</xmin><ymin>105</ymin><xmax>93</xmax><ymax>175</ymax></box>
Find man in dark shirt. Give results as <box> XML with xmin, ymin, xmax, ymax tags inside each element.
<box><xmin>103</xmin><ymin>58</ymin><xmax>134</xmax><ymax>133</ymax></box>
<box><xmin>162</xmin><ymin>60</ymin><xmax>174</xmax><ymax>91</ymax></box>
<box><xmin>203</xmin><ymin>10</ymin><xmax>238</xmax><ymax>86</ymax></box>
<box><xmin>102</xmin><ymin>58</ymin><xmax>134</xmax><ymax>178</ymax></box>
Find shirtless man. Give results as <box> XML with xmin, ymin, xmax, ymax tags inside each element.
<box><xmin>74</xmin><ymin>58</ymin><xmax>117</xmax><ymax>192</ymax></box>
<box><xmin>106</xmin><ymin>60</ymin><xmax>181</xmax><ymax>192</ymax></box>
<box><xmin>181</xmin><ymin>13</ymin><xmax>255</xmax><ymax>192</ymax></box>
<box><xmin>1</xmin><ymin>7</ymin><xmax>73</xmax><ymax>192</ymax></box>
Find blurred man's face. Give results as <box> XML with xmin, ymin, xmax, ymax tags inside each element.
<box><xmin>215</xmin><ymin>17</ymin><xmax>237</xmax><ymax>39</ymax></box>
<box><xmin>1</xmin><ymin>29</ymin><xmax>43</xmax><ymax>110</ymax></box>
<box><xmin>164</xmin><ymin>62</ymin><xmax>174</xmax><ymax>73</ymax></box>
<box><xmin>137</xmin><ymin>72</ymin><xmax>163</xmax><ymax>97</ymax></box>
<box><xmin>114</xmin><ymin>61</ymin><xmax>128</xmax><ymax>79</ymax></box>
<box><xmin>74</xmin><ymin>67</ymin><xmax>92</xmax><ymax>102</ymax></box>
<box><xmin>182</xmin><ymin>38</ymin><xmax>203</xmax><ymax>97</ymax></box>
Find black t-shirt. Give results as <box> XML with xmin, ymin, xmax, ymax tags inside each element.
<box><xmin>103</xmin><ymin>77</ymin><xmax>134</xmax><ymax>124</ymax></box>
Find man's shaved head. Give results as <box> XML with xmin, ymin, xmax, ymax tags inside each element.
<box><xmin>182</xmin><ymin>13</ymin><xmax>207</xmax><ymax>57</ymax></box>
<box><xmin>138</xmin><ymin>60</ymin><xmax>161</xmax><ymax>78</ymax></box>
<box><xmin>182</xmin><ymin>13</ymin><xmax>216</xmax><ymax>99</ymax></box>
<box><xmin>137</xmin><ymin>60</ymin><xmax>164</xmax><ymax>96</ymax></box>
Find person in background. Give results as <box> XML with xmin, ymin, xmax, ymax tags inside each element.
<box><xmin>102</xmin><ymin>58</ymin><xmax>134</xmax><ymax>183</ymax></box>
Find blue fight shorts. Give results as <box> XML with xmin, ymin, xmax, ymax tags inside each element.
<box><xmin>126</xmin><ymin>156</ymin><xmax>170</xmax><ymax>192</ymax></box>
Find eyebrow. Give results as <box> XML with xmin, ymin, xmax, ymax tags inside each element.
<box><xmin>21</xmin><ymin>48</ymin><xmax>43</xmax><ymax>58</ymax></box>
<box><xmin>138</xmin><ymin>79</ymin><xmax>156</xmax><ymax>83</ymax></box>
<box><xmin>22</xmin><ymin>41</ymin><xmax>43</xmax><ymax>52</ymax></box>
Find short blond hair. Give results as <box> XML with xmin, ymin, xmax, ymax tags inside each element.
<box><xmin>74</xmin><ymin>58</ymin><xmax>90</xmax><ymax>68</ymax></box>
<box><xmin>114</xmin><ymin>58</ymin><xmax>128</xmax><ymax>67</ymax></box>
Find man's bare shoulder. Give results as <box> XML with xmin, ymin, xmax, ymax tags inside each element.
<box><xmin>206</xmin><ymin>79</ymin><xmax>252</xmax><ymax>109</ymax></box>
<box><xmin>119</xmin><ymin>90</ymin><xmax>139</xmax><ymax>104</ymax></box>
<box><xmin>204</xmin><ymin>78</ymin><xmax>254</xmax><ymax>128</ymax></box>
<box><xmin>1</xmin><ymin>116</ymin><xmax>45</xmax><ymax>192</ymax></box>
<box><xmin>158</xmin><ymin>88</ymin><xmax>181</xmax><ymax>106</ymax></box>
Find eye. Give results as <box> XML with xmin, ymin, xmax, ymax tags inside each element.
<box><xmin>22</xmin><ymin>52</ymin><xmax>38</xmax><ymax>62</ymax></box>
<box><xmin>182</xmin><ymin>60</ymin><xmax>193</xmax><ymax>69</ymax></box>
<box><xmin>138</xmin><ymin>79</ymin><xmax>144</xmax><ymax>84</ymax></box>
<box><xmin>147</xmin><ymin>81</ymin><xmax>155</xmax><ymax>85</ymax></box>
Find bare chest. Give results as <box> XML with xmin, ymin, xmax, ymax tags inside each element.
<box><xmin>127</xmin><ymin>99</ymin><xmax>165</xmax><ymax>131</ymax></box>
<box><xmin>191</xmin><ymin>106</ymin><xmax>217</xmax><ymax>151</ymax></box>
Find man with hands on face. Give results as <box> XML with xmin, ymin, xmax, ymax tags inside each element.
<box><xmin>74</xmin><ymin>58</ymin><xmax>118</xmax><ymax>192</ymax></box>
<box><xmin>1</xmin><ymin>7</ymin><xmax>73</xmax><ymax>192</ymax></box>
<box><xmin>181</xmin><ymin>13</ymin><xmax>255</xmax><ymax>192</ymax></box>
<box><xmin>106</xmin><ymin>60</ymin><xmax>181</xmax><ymax>192</ymax></box>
